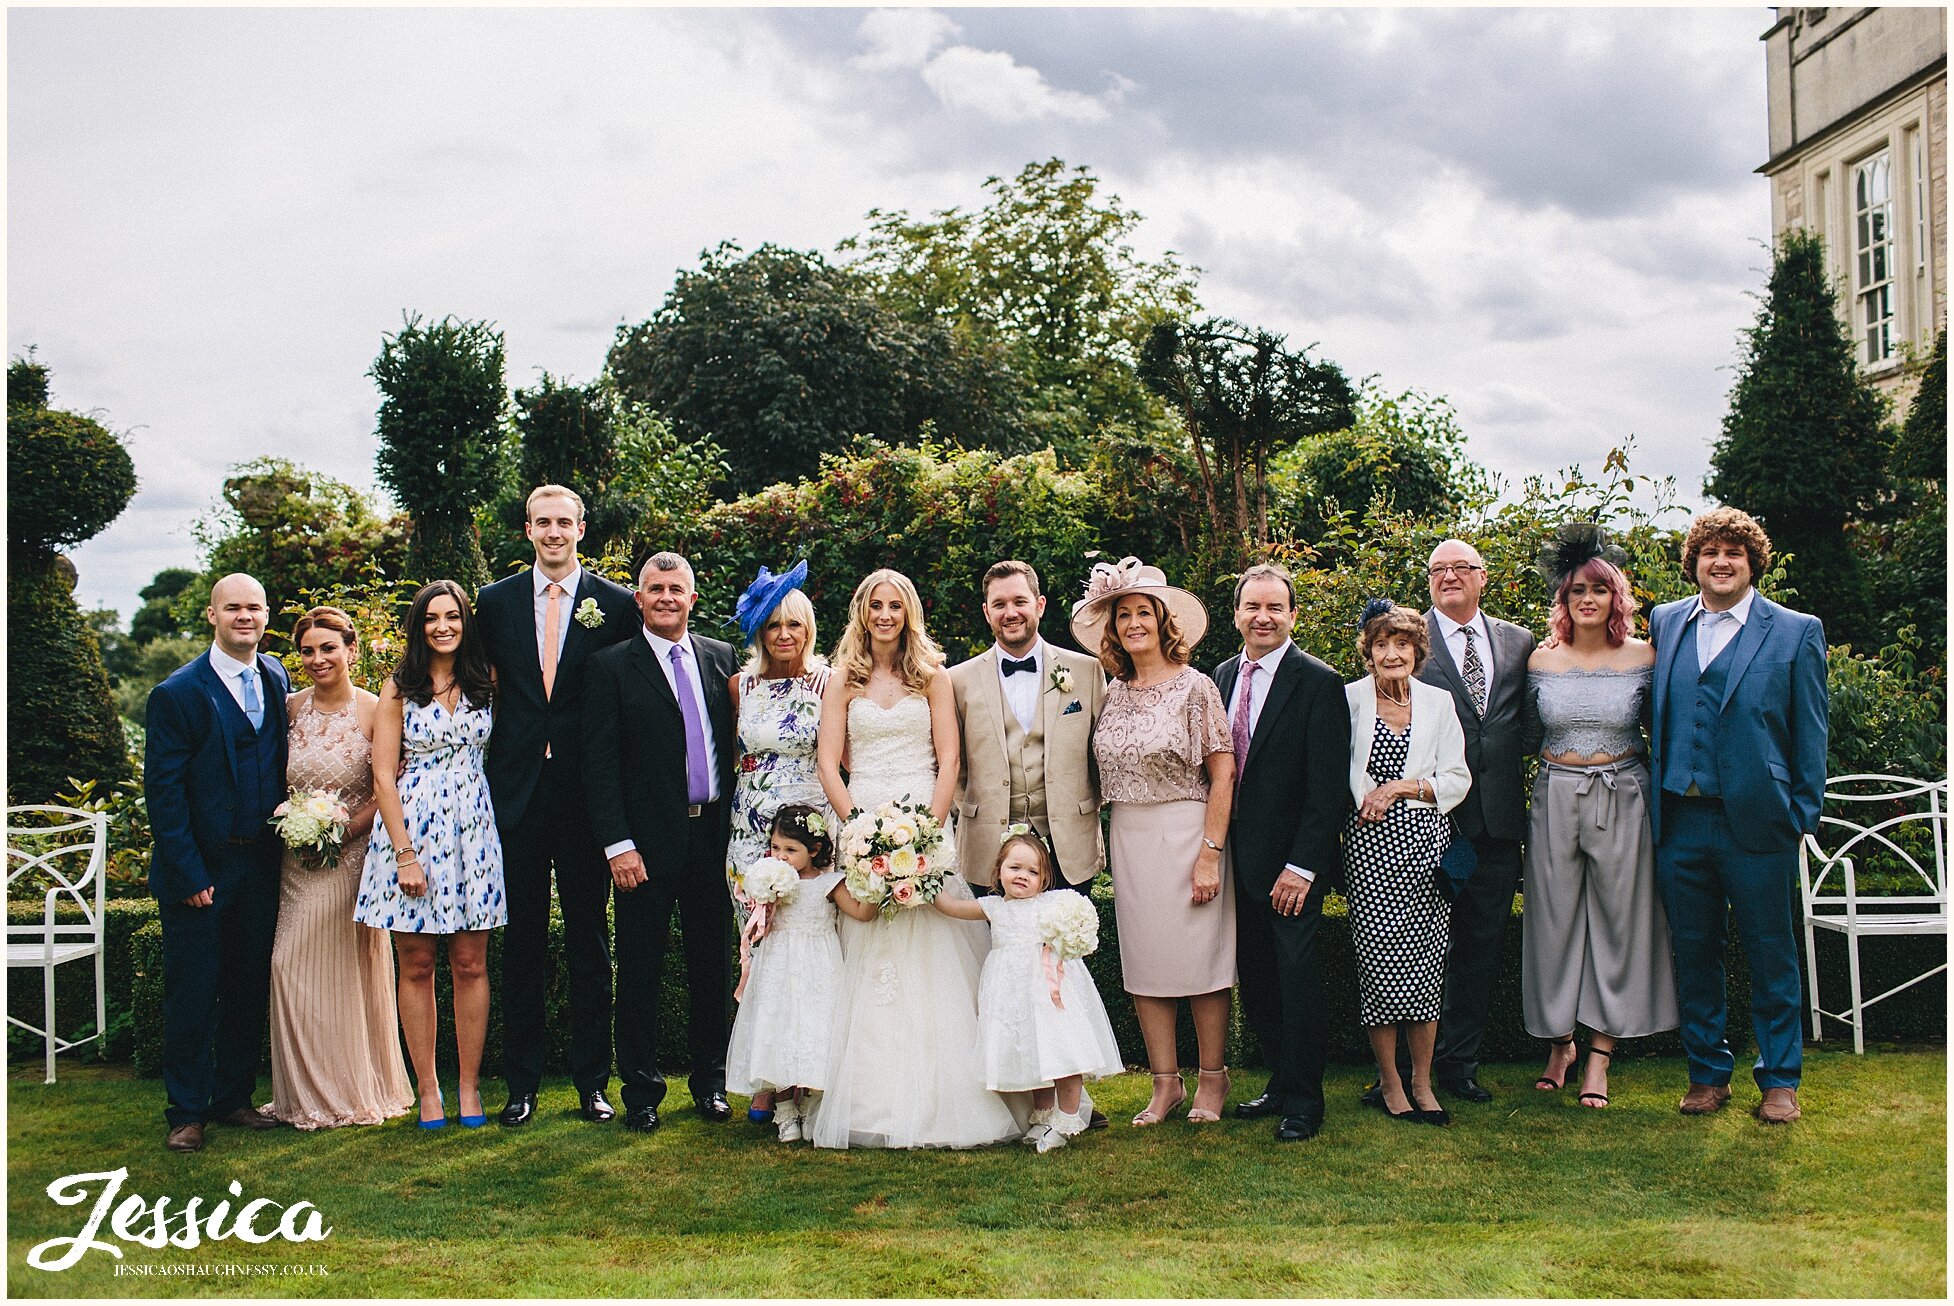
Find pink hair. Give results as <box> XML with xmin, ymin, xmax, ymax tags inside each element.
<box><xmin>1549</xmin><ymin>557</ymin><xmax>1636</xmax><ymax>646</ymax></box>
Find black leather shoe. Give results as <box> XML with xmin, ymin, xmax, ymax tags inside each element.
<box><xmin>1234</xmin><ymin>1091</ymin><xmax>1283</xmax><ymax>1120</ymax></box>
<box><xmin>1418</xmin><ymin>1106</ymin><xmax>1453</xmax><ymax>1127</ymax></box>
<box><xmin>580</xmin><ymin>1090</ymin><xmax>616</xmax><ymax>1123</ymax></box>
<box><xmin>218</xmin><ymin>1106</ymin><xmax>280</xmax><ymax>1131</ymax></box>
<box><xmin>623</xmin><ymin>1105</ymin><xmax>660</xmax><ymax>1132</ymax></box>
<box><xmin>1275</xmin><ymin>1115</ymin><xmax>1322</xmax><ymax>1141</ymax></box>
<box><xmin>498</xmin><ymin>1093</ymin><xmax>537</xmax><ymax>1127</ymax></box>
<box><xmin>1439</xmin><ymin>1075</ymin><xmax>1493</xmax><ymax>1103</ymax></box>
<box><xmin>696</xmin><ymin>1091</ymin><xmax>732</xmax><ymax>1122</ymax></box>
<box><xmin>1359</xmin><ymin>1081</ymin><xmax>1385</xmax><ymax>1110</ymax></box>
<box><xmin>1086</xmin><ymin>1109</ymin><xmax>1109</xmax><ymax>1130</ymax></box>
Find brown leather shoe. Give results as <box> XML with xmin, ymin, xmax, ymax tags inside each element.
<box><xmin>218</xmin><ymin>1106</ymin><xmax>280</xmax><ymax>1131</ymax></box>
<box><xmin>1754</xmin><ymin>1087</ymin><xmax>1802</xmax><ymax>1124</ymax></box>
<box><xmin>1678</xmin><ymin>1083</ymin><xmax>1732</xmax><ymax>1114</ymax></box>
<box><xmin>165</xmin><ymin>1123</ymin><xmax>206</xmax><ymax>1153</ymax></box>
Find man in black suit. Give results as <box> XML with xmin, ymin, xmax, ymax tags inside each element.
<box><xmin>583</xmin><ymin>551</ymin><xmax>739</xmax><ymax>1132</ymax></box>
<box><xmin>1412</xmin><ymin>538</ymin><xmax>1537</xmax><ymax>1103</ymax></box>
<box><xmin>476</xmin><ymin>485</ymin><xmax>639</xmax><ymax>1126</ymax></box>
<box><xmin>1213</xmin><ymin>564</ymin><xmax>1351</xmax><ymax>1142</ymax></box>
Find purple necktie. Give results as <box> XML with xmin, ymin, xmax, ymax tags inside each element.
<box><xmin>669</xmin><ymin>644</ymin><xmax>712</xmax><ymax>804</ymax></box>
<box><xmin>1231</xmin><ymin>662</ymin><xmax>1255</xmax><ymax>786</ymax></box>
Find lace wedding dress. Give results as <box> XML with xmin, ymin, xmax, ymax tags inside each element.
<box><xmin>807</xmin><ymin>694</ymin><xmax>1027</xmax><ymax>1149</ymax></box>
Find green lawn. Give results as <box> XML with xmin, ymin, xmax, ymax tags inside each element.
<box><xmin>7</xmin><ymin>1048</ymin><xmax>1945</xmax><ymax>1297</ymax></box>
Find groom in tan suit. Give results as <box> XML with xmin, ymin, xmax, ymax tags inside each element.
<box><xmin>949</xmin><ymin>560</ymin><xmax>1108</xmax><ymax>893</ymax></box>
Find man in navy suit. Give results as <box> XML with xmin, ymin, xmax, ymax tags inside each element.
<box><xmin>145</xmin><ymin>573</ymin><xmax>291</xmax><ymax>1152</ymax></box>
<box><xmin>1649</xmin><ymin>508</ymin><xmax>1828</xmax><ymax>1124</ymax></box>
<box><xmin>475</xmin><ymin>485</ymin><xmax>640</xmax><ymax>1127</ymax></box>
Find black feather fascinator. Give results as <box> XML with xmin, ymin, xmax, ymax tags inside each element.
<box><xmin>1356</xmin><ymin>596</ymin><xmax>1396</xmax><ymax>630</ymax></box>
<box><xmin>1536</xmin><ymin>520</ymin><xmax>1627</xmax><ymax>587</ymax></box>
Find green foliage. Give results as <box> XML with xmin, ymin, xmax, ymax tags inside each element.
<box><xmin>111</xmin><ymin>635</ymin><xmax>206</xmax><ymax>725</ymax></box>
<box><xmin>7</xmin><ymin>564</ymin><xmax>129</xmax><ymax>803</ymax></box>
<box><xmin>1855</xmin><ymin>328</ymin><xmax>1946</xmax><ymax>667</ymax></box>
<box><xmin>8</xmin><ymin>351</ymin><xmax>51</xmax><ymax>409</ymax></box>
<box><xmin>5</xmin><ymin>897</ymin><xmax>158</xmax><ymax>1063</ymax></box>
<box><xmin>51</xmin><ymin>724</ymin><xmax>153</xmax><ymax>898</ymax></box>
<box><xmin>1823</xmin><ymin>625</ymin><xmax>1945</xmax><ymax>781</ymax></box>
<box><xmin>83</xmin><ymin>607</ymin><xmax>135</xmax><ymax>685</ymax></box>
<box><xmin>6</xmin><ymin>379</ymin><xmax>137</xmax><ymax>564</ymax></box>
<box><xmin>1275</xmin><ymin>386</ymin><xmax>1485</xmax><ymax>546</ymax></box>
<box><xmin>607</xmin><ymin>242</ymin><xmax>1022</xmax><ymax>495</ymax></box>
<box><xmin>128</xmin><ymin>567</ymin><xmax>201</xmax><ymax>645</ymax></box>
<box><xmin>845</xmin><ymin>158</ymin><xmax>1199</xmax><ymax>462</ymax></box>
<box><xmin>1890</xmin><ymin>328</ymin><xmax>1946</xmax><ymax>483</ymax></box>
<box><xmin>1708</xmin><ymin>229</ymin><xmax>1889</xmax><ymax>649</ymax></box>
<box><xmin>276</xmin><ymin>572</ymin><xmax>422</xmax><ymax>696</ymax></box>
<box><xmin>371</xmin><ymin>313</ymin><xmax>508</xmax><ymax>589</ymax></box>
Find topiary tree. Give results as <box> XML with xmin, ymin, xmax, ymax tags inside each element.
<box><xmin>1707</xmin><ymin>228</ymin><xmax>1888</xmax><ymax>649</ymax></box>
<box><xmin>7</xmin><ymin>355</ymin><xmax>137</xmax><ymax>801</ymax></box>
<box><xmin>1859</xmin><ymin>328</ymin><xmax>1947</xmax><ymax>666</ymax></box>
<box><xmin>371</xmin><ymin>313</ymin><xmax>507</xmax><ymax>590</ymax></box>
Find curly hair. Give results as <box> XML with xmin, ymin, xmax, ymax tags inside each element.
<box><xmin>1357</xmin><ymin>602</ymin><xmax>1431</xmax><ymax>672</ymax></box>
<box><xmin>1682</xmin><ymin>507</ymin><xmax>1772</xmax><ymax>583</ymax></box>
<box><xmin>1096</xmin><ymin>593</ymin><xmax>1194</xmax><ymax>680</ymax></box>
<box><xmin>1549</xmin><ymin>557</ymin><xmax>1637</xmax><ymax>647</ymax></box>
<box><xmin>769</xmin><ymin>803</ymin><xmax>835</xmax><ymax>870</ymax></box>
<box><xmin>832</xmin><ymin>569</ymin><xmax>943</xmax><ymax>694</ymax></box>
<box><xmin>989</xmin><ymin>829</ymin><xmax>1056</xmax><ymax>895</ymax></box>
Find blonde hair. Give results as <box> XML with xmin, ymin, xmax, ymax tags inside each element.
<box><xmin>525</xmin><ymin>483</ymin><xmax>585</xmax><ymax>521</ymax></box>
<box><xmin>742</xmin><ymin>588</ymin><xmax>828</xmax><ymax>677</ymax></box>
<box><xmin>832</xmin><ymin>569</ymin><xmax>943</xmax><ymax>694</ymax></box>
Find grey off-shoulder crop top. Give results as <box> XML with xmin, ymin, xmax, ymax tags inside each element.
<box><xmin>1527</xmin><ymin>666</ymin><xmax>1651</xmax><ymax>759</ymax></box>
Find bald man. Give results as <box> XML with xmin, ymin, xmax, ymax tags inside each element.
<box><xmin>145</xmin><ymin>573</ymin><xmax>291</xmax><ymax>1152</ymax></box>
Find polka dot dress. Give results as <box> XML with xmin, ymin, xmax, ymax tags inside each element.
<box><xmin>1342</xmin><ymin>716</ymin><xmax>1451</xmax><ymax>1025</ymax></box>
<box><xmin>355</xmin><ymin>695</ymin><xmax>507</xmax><ymax>934</ymax></box>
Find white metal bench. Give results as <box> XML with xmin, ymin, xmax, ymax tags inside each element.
<box><xmin>6</xmin><ymin>806</ymin><xmax>110</xmax><ymax>1083</ymax></box>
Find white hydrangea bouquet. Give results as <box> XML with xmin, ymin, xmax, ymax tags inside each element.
<box><xmin>268</xmin><ymin>789</ymin><xmax>353</xmax><ymax>870</ymax></box>
<box><xmin>839</xmin><ymin>799</ymin><xmax>945</xmax><ymax>917</ymax></box>
<box><xmin>741</xmin><ymin>856</ymin><xmax>802</xmax><ymax>907</ymax></box>
<box><xmin>1039</xmin><ymin>892</ymin><xmax>1100</xmax><ymax>961</ymax></box>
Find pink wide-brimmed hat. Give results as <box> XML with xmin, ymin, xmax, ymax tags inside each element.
<box><xmin>1068</xmin><ymin>555</ymin><xmax>1210</xmax><ymax>652</ymax></box>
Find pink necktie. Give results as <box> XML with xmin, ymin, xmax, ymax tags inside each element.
<box><xmin>1231</xmin><ymin>662</ymin><xmax>1256</xmax><ymax>782</ymax></box>
<box><xmin>541</xmin><ymin>582</ymin><xmax>563</xmax><ymax>699</ymax></box>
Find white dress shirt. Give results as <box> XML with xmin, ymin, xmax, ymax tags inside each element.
<box><xmin>1434</xmin><ymin>609</ymin><xmax>1497</xmax><ymax>704</ymax></box>
<box><xmin>1228</xmin><ymin>639</ymin><xmax>1315</xmax><ymax>886</ymax></box>
<box><xmin>532</xmin><ymin>562</ymin><xmax>583</xmax><ymax>667</ymax></box>
<box><xmin>605</xmin><ymin>627</ymin><xmax>721</xmax><ymax>863</ymax></box>
<box><xmin>208</xmin><ymin>644</ymin><xmax>262</xmax><ymax>715</ymax></box>
<box><xmin>1692</xmin><ymin>587</ymin><xmax>1756</xmax><ymax>667</ymax></box>
<box><xmin>993</xmin><ymin>639</ymin><xmax>1045</xmax><ymax>731</ymax></box>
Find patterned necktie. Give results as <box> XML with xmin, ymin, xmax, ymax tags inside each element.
<box><xmin>1231</xmin><ymin>661</ymin><xmax>1256</xmax><ymax>782</ymax></box>
<box><xmin>239</xmin><ymin>665</ymin><xmax>264</xmax><ymax>731</ymax></box>
<box><xmin>669</xmin><ymin>644</ymin><xmax>713</xmax><ymax>804</ymax></box>
<box><xmin>541</xmin><ymin>582</ymin><xmax>564</xmax><ymax>700</ymax></box>
<box><xmin>1461</xmin><ymin>626</ymin><xmax>1487</xmax><ymax>717</ymax></box>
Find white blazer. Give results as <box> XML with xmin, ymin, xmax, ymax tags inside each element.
<box><xmin>1344</xmin><ymin>675</ymin><xmax>1472</xmax><ymax>815</ymax></box>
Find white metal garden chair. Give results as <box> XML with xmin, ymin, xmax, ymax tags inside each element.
<box><xmin>1799</xmin><ymin>774</ymin><xmax>1948</xmax><ymax>1053</ymax></box>
<box><xmin>6</xmin><ymin>805</ymin><xmax>110</xmax><ymax>1083</ymax></box>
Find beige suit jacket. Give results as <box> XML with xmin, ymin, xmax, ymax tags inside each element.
<box><xmin>950</xmin><ymin>644</ymin><xmax>1107</xmax><ymax>887</ymax></box>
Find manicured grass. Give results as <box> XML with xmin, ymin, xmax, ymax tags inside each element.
<box><xmin>7</xmin><ymin>1048</ymin><xmax>1945</xmax><ymax>1297</ymax></box>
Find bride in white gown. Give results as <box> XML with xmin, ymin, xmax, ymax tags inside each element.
<box><xmin>809</xmin><ymin>569</ymin><xmax>1025</xmax><ymax>1150</ymax></box>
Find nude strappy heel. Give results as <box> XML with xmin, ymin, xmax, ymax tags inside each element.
<box><xmin>1187</xmin><ymin>1067</ymin><xmax>1231</xmax><ymax>1123</ymax></box>
<box><xmin>1132</xmin><ymin>1071</ymin><xmax>1187</xmax><ymax>1126</ymax></box>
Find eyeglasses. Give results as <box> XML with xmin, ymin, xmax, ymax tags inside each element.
<box><xmin>1428</xmin><ymin>563</ymin><xmax>1485</xmax><ymax>578</ymax></box>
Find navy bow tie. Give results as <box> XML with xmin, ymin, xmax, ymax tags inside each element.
<box><xmin>1001</xmin><ymin>656</ymin><xmax>1037</xmax><ymax>677</ymax></box>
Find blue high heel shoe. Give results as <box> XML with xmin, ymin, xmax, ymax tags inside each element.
<box><xmin>459</xmin><ymin>1092</ymin><xmax>487</xmax><ymax>1129</ymax></box>
<box><xmin>419</xmin><ymin>1088</ymin><xmax>447</xmax><ymax>1130</ymax></box>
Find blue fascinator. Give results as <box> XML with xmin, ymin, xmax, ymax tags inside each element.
<box><xmin>730</xmin><ymin>560</ymin><xmax>810</xmax><ymax>644</ymax></box>
<box><xmin>1356</xmin><ymin>596</ymin><xmax>1396</xmax><ymax>630</ymax></box>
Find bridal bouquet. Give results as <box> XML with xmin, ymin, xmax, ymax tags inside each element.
<box><xmin>268</xmin><ymin>789</ymin><xmax>352</xmax><ymax>870</ymax></box>
<box><xmin>1038</xmin><ymin>892</ymin><xmax>1101</xmax><ymax>962</ymax></box>
<box><xmin>838</xmin><ymin>799</ymin><xmax>945</xmax><ymax>916</ymax></box>
<box><xmin>741</xmin><ymin>857</ymin><xmax>801</xmax><ymax>906</ymax></box>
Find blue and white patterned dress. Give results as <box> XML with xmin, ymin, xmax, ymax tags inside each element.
<box><xmin>354</xmin><ymin>695</ymin><xmax>507</xmax><ymax>935</ymax></box>
<box><xmin>725</xmin><ymin>668</ymin><xmax>831</xmax><ymax>924</ymax></box>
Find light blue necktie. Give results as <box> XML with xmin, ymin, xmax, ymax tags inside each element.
<box><xmin>239</xmin><ymin>665</ymin><xmax>265</xmax><ymax>731</ymax></box>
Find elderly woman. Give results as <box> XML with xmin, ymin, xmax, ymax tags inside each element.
<box><xmin>1521</xmin><ymin>525</ymin><xmax>1678</xmax><ymax>1109</ymax></box>
<box><xmin>1076</xmin><ymin>557</ymin><xmax>1236</xmax><ymax>1127</ymax></box>
<box><xmin>1344</xmin><ymin>599</ymin><xmax>1471</xmax><ymax>1126</ymax></box>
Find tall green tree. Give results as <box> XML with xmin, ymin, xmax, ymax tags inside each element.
<box><xmin>1858</xmin><ymin>328</ymin><xmax>1946</xmax><ymax>665</ymax></box>
<box><xmin>371</xmin><ymin>313</ymin><xmax>508</xmax><ymax>589</ymax></box>
<box><xmin>128</xmin><ymin>567</ymin><xmax>201</xmax><ymax>645</ymax></box>
<box><xmin>608</xmin><ymin>243</ymin><xmax>1020</xmax><ymax>494</ymax></box>
<box><xmin>7</xmin><ymin>355</ymin><xmax>136</xmax><ymax>800</ymax></box>
<box><xmin>1707</xmin><ymin>228</ymin><xmax>1888</xmax><ymax>648</ymax></box>
<box><xmin>845</xmin><ymin>158</ymin><xmax>1199</xmax><ymax>461</ymax></box>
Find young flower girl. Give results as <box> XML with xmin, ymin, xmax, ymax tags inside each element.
<box><xmin>931</xmin><ymin>828</ymin><xmax>1124</xmax><ymax>1151</ymax></box>
<box><xmin>725</xmin><ymin>804</ymin><xmax>876</xmax><ymax>1141</ymax></box>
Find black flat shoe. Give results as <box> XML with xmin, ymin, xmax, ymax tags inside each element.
<box><xmin>1387</xmin><ymin>1106</ymin><xmax>1421</xmax><ymax>1122</ymax></box>
<box><xmin>1234</xmin><ymin>1090</ymin><xmax>1283</xmax><ymax>1120</ymax></box>
<box><xmin>498</xmin><ymin>1093</ymin><xmax>537</xmax><ymax>1127</ymax></box>
<box><xmin>1085</xmin><ymin>1109</ymin><xmax>1109</xmax><ymax>1131</ymax></box>
<box><xmin>1439</xmin><ymin>1076</ymin><xmax>1493</xmax><ymax>1104</ymax></box>
<box><xmin>580</xmin><ymin>1090</ymin><xmax>616</xmax><ymax>1123</ymax></box>
<box><xmin>1417</xmin><ymin>1106</ymin><xmax>1452</xmax><ymax>1127</ymax></box>
<box><xmin>623</xmin><ymin>1105</ymin><xmax>660</xmax><ymax>1132</ymax></box>
<box><xmin>1275</xmin><ymin>1114</ymin><xmax>1322</xmax><ymax>1141</ymax></box>
<box><xmin>1359</xmin><ymin>1082</ymin><xmax>1386</xmax><ymax>1111</ymax></box>
<box><xmin>696</xmin><ymin>1091</ymin><xmax>732</xmax><ymax>1122</ymax></box>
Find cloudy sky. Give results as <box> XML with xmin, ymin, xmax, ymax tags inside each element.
<box><xmin>9</xmin><ymin>6</ymin><xmax>1775</xmax><ymax>622</ymax></box>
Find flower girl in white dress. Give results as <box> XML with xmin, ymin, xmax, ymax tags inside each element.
<box><xmin>725</xmin><ymin>805</ymin><xmax>876</xmax><ymax>1142</ymax></box>
<box><xmin>932</xmin><ymin>829</ymin><xmax>1124</xmax><ymax>1151</ymax></box>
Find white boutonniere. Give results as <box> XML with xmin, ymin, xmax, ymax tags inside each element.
<box><xmin>574</xmin><ymin>597</ymin><xmax>605</xmax><ymax>629</ymax></box>
<box><xmin>1048</xmin><ymin>664</ymin><xmax>1073</xmax><ymax>696</ymax></box>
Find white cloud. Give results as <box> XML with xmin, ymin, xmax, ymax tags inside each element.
<box><xmin>850</xmin><ymin>7</ymin><xmax>958</xmax><ymax>73</ymax></box>
<box><xmin>919</xmin><ymin>45</ymin><xmax>1115</xmax><ymax>124</ymax></box>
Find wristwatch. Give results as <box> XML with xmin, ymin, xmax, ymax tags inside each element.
<box><xmin>1202</xmin><ymin>837</ymin><xmax>1224</xmax><ymax>852</ymax></box>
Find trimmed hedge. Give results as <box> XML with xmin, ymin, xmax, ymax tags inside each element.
<box><xmin>6</xmin><ymin>897</ymin><xmax>158</xmax><ymax>1063</ymax></box>
<box><xmin>102</xmin><ymin>886</ymin><xmax>1946</xmax><ymax>1081</ymax></box>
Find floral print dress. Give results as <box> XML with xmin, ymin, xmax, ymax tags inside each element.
<box><xmin>725</xmin><ymin>668</ymin><xmax>831</xmax><ymax>924</ymax></box>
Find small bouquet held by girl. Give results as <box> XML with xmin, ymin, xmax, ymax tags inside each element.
<box><xmin>837</xmin><ymin>798</ymin><xmax>946</xmax><ymax>917</ymax></box>
<box><xmin>268</xmin><ymin>789</ymin><xmax>353</xmax><ymax>870</ymax></box>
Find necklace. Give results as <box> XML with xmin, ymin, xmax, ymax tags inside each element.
<box><xmin>1377</xmin><ymin>681</ymin><xmax>1410</xmax><ymax>708</ymax></box>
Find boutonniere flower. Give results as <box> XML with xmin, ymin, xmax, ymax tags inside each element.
<box><xmin>1048</xmin><ymin>665</ymin><xmax>1073</xmax><ymax>696</ymax></box>
<box><xmin>574</xmin><ymin>597</ymin><xmax>605</xmax><ymax>629</ymax></box>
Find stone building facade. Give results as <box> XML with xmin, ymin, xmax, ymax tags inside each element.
<box><xmin>1760</xmin><ymin>7</ymin><xmax>1947</xmax><ymax>398</ymax></box>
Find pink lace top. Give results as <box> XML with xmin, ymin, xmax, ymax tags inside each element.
<box><xmin>1092</xmin><ymin>667</ymin><xmax>1231</xmax><ymax>804</ymax></box>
